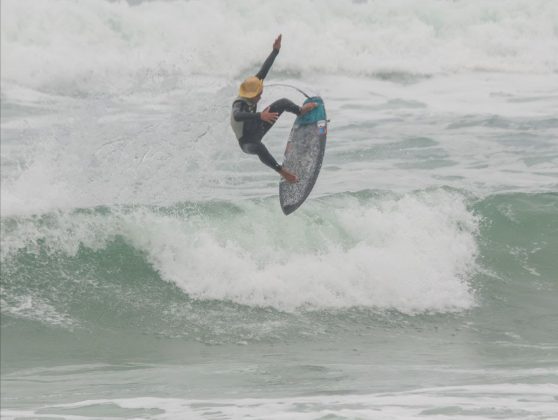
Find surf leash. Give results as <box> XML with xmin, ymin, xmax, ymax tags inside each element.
<box><xmin>266</xmin><ymin>83</ymin><xmax>311</xmax><ymax>99</ymax></box>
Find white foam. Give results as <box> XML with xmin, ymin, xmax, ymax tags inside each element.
<box><xmin>2</xmin><ymin>1</ymin><xmax>557</xmax><ymax>216</ymax></box>
<box><xmin>4</xmin><ymin>383</ymin><xmax>557</xmax><ymax>419</ymax></box>
<box><xmin>1</xmin><ymin>189</ymin><xmax>479</xmax><ymax>314</ymax></box>
<box><xmin>2</xmin><ymin>0</ymin><xmax>557</xmax><ymax>97</ymax></box>
<box><xmin>2</xmin><ymin>71</ymin><xmax>557</xmax><ymax>216</ymax></box>
<box><xmin>0</xmin><ymin>292</ymin><xmax>75</xmax><ymax>327</ymax></box>
<box><xmin>135</xmin><ymin>190</ymin><xmax>478</xmax><ymax>313</ymax></box>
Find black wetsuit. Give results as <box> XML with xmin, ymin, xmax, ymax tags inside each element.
<box><xmin>231</xmin><ymin>48</ymin><xmax>301</xmax><ymax>172</ymax></box>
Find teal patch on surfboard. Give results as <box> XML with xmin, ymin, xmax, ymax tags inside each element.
<box><xmin>295</xmin><ymin>97</ymin><xmax>326</xmax><ymax>125</ymax></box>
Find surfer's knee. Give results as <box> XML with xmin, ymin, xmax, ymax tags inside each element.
<box><xmin>240</xmin><ymin>142</ymin><xmax>258</xmax><ymax>155</ymax></box>
<box><xmin>274</xmin><ymin>98</ymin><xmax>291</xmax><ymax>107</ymax></box>
<box><xmin>269</xmin><ymin>98</ymin><xmax>297</xmax><ymax>114</ymax></box>
<box><xmin>287</xmin><ymin>99</ymin><xmax>301</xmax><ymax>114</ymax></box>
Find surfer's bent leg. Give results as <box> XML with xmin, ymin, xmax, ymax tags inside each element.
<box><xmin>261</xmin><ymin>98</ymin><xmax>301</xmax><ymax>135</ymax></box>
<box><xmin>268</xmin><ymin>98</ymin><xmax>301</xmax><ymax>115</ymax></box>
<box><xmin>240</xmin><ymin>141</ymin><xmax>282</xmax><ymax>172</ymax></box>
<box><xmin>237</xmin><ymin>98</ymin><xmax>302</xmax><ymax>174</ymax></box>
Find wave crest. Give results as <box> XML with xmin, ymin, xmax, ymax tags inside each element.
<box><xmin>1</xmin><ymin>189</ymin><xmax>478</xmax><ymax>318</ymax></box>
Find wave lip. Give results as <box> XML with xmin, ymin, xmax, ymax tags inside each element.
<box><xmin>143</xmin><ymin>191</ymin><xmax>478</xmax><ymax>314</ymax></box>
<box><xmin>1</xmin><ymin>189</ymin><xmax>479</xmax><ymax>318</ymax></box>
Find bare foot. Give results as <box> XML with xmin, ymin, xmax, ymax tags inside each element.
<box><xmin>300</xmin><ymin>102</ymin><xmax>318</xmax><ymax>115</ymax></box>
<box><xmin>279</xmin><ymin>167</ymin><xmax>298</xmax><ymax>183</ymax></box>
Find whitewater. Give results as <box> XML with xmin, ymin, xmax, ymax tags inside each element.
<box><xmin>2</xmin><ymin>0</ymin><xmax>558</xmax><ymax>419</ymax></box>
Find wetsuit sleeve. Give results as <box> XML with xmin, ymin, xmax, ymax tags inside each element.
<box><xmin>255</xmin><ymin>48</ymin><xmax>279</xmax><ymax>80</ymax></box>
<box><xmin>232</xmin><ymin>100</ymin><xmax>260</xmax><ymax>121</ymax></box>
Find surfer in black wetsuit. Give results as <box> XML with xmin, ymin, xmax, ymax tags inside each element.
<box><xmin>231</xmin><ymin>34</ymin><xmax>317</xmax><ymax>183</ymax></box>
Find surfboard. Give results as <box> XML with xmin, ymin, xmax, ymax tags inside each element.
<box><xmin>279</xmin><ymin>97</ymin><xmax>327</xmax><ymax>215</ymax></box>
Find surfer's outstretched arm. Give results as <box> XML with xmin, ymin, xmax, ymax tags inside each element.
<box><xmin>256</xmin><ymin>35</ymin><xmax>281</xmax><ymax>80</ymax></box>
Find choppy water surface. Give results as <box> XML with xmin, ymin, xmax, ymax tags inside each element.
<box><xmin>2</xmin><ymin>0</ymin><xmax>558</xmax><ymax>418</ymax></box>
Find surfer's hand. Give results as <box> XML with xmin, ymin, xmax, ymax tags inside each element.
<box><xmin>300</xmin><ymin>102</ymin><xmax>318</xmax><ymax>115</ymax></box>
<box><xmin>261</xmin><ymin>107</ymin><xmax>279</xmax><ymax>123</ymax></box>
<box><xmin>273</xmin><ymin>34</ymin><xmax>282</xmax><ymax>51</ymax></box>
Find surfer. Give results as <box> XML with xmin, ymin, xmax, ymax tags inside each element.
<box><xmin>231</xmin><ymin>34</ymin><xmax>317</xmax><ymax>183</ymax></box>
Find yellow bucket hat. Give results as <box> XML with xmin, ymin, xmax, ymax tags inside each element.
<box><xmin>239</xmin><ymin>76</ymin><xmax>263</xmax><ymax>98</ymax></box>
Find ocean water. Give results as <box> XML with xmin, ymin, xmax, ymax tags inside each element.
<box><xmin>1</xmin><ymin>0</ymin><xmax>558</xmax><ymax>419</ymax></box>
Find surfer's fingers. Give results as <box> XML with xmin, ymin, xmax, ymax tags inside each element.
<box><xmin>267</xmin><ymin>111</ymin><xmax>279</xmax><ymax>119</ymax></box>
